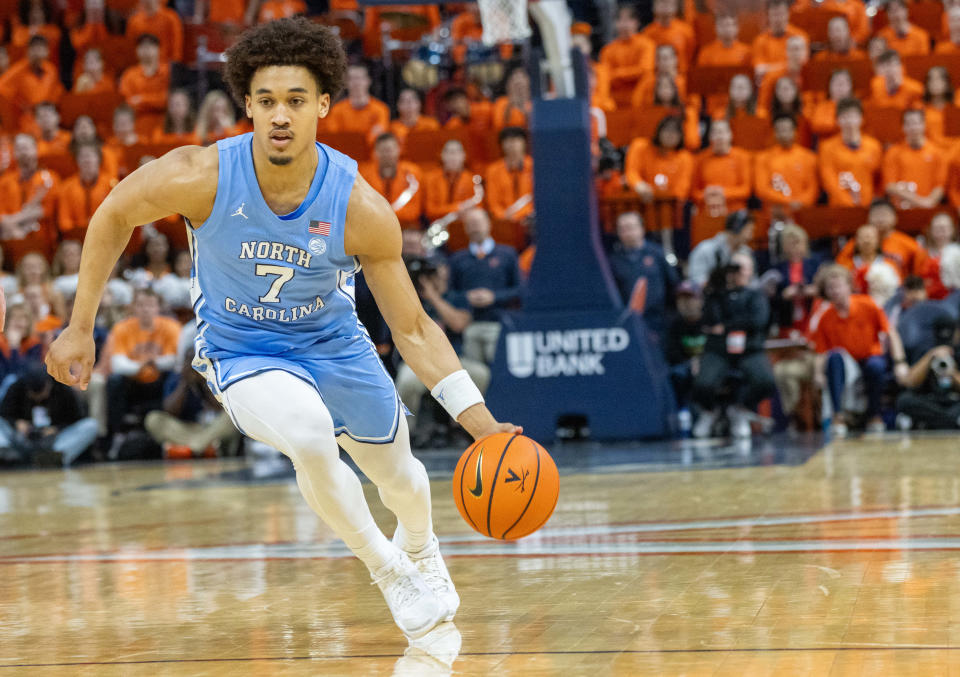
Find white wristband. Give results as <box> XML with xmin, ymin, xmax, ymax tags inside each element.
<box><xmin>431</xmin><ymin>369</ymin><xmax>484</xmax><ymax>420</ymax></box>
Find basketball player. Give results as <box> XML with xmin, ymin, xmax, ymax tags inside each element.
<box><xmin>44</xmin><ymin>18</ymin><xmax>519</xmax><ymax>639</ymax></box>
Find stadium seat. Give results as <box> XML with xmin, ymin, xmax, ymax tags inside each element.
<box><xmin>316</xmin><ymin>131</ymin><xmax>370</xmax><ymax>161</ymax></box>
<box><xmin>790</xmin><ymin>7</ymin><xmax>846</xmax><ymax>45</ymax></box>
<box><xmin>863</xmin><ymin>104</ymin><xmax>904</xmax><ymax>145</ymax></box>
<box><xmin>802</xmin><ymin>58</ymin><xmax>873</xmax><ymax>97</ymax></box>
<box><xmin>401</xmin><ymin>128</ymin><xmax>468</xmax><ymax>168</ymax></box>
<box><xmin>59</xmin><ymin>92</ymin><xmax>126</xmax><ymax>130</ymax></box>
<box><xmin>604</xmin><ymin>107</ymin><xmax>673</xmax><ymax>148</ymax></box>
<box><xmin>688</xmin><ymin>65</ymin><xmax>754</xmax><ymax>99</ymax></box>
<box><xmin>40</xmin><ymin>153</ymin><xmax>76</xmax><ymax>178</ymax></box>
<box><xmin>730</xmin><ymin>115</ymin><xmax>771</xmax><ymax>150</ymax></box>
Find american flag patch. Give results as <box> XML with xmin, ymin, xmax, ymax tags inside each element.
<box><xmin>308</xmin><ymin>220</ymin><xmax>331</xmax><ymax>236</ymax></box>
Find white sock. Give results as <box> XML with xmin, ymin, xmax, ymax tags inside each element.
<box><xmin>344</xmin><ymin>522</ymin><xmax>397</xmax><ymax>575</ymax></box>
<box><xmin>395</xmin><ymin>522</ymin><xmax>433</xmax><ymax>555</ymax></box>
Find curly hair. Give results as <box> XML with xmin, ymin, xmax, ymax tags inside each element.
<box><xmin>223</xmin><ymin>17</ymin><xmax>347</xmax><ymax>107</ymax></box>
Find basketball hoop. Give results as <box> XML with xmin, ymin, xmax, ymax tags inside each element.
<box><xmin>476</xmin><ymin>0</ymin><xmax>532</xmax><ymax>45</ymax></box>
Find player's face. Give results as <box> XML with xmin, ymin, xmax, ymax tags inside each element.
<box><xmin>246</xmin><ymin>66</ymin><xmax>329</xmax><ymax>167</ymax></box>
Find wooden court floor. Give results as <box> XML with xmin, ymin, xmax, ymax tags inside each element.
<box><xmin>6</xmin><ymin>435</ymin><xmax>960</xmax><ymax>675</ymax></box>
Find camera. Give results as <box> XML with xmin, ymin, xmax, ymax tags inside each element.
<box><xmin>931</xmin><ymin>352</ymin><xmax>956</xmax><ymax>391</ymax></box>
<box><xmin>404</xmin><ymin>255</ymin><xmax>438</xmax><ymax>288</ymax></box>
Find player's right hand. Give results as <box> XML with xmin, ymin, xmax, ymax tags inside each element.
<box><xmin>45</xmin><ymin>325</ymin><xmax>96</xmax><ymax>390</ymax></box>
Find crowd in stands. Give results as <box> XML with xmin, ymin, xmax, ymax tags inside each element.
<box><xmin>9</xmin><ymin>0</ymin><xmax>960</xmax><ymax>464</ymax></box>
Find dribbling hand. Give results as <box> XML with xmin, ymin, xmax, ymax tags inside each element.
<box><xmin>45</xmin><ymin>326</ymin><xmax>96</xmax><ymax>390</ymax></box>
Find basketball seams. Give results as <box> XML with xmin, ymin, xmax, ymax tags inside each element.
<box><xmin>501</xmin><ymin>438</ymin><xmax>542</xmax><ymax>539</ymax></box>
<box><xmin>486</xmin><ymin>434</ymin><xmax>518</xmax><ymax>538</ymax></box>
<box><xmin>458</xmin><ymin>445</ymin><xmax>479</xmax><ymax>531</ymax></box>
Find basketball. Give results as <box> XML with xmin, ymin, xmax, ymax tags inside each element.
<box><xmin>452</xmin><ymin>432</ymin><xmax>559</xmax><ymax>540</ymax></box>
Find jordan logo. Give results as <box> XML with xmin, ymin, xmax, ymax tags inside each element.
<box><xmin>232</xmin><ymin>203</ymin><xmax>248</xmax><ymax>219</ymax></box>
<box><xmin>469</xmin><ymin>449</ymin><xmax>484</xmax><ymax>497</ymax></box>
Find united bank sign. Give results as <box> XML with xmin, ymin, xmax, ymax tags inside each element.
<box><xmin>505</xmin><ymin>328</ymin><xmax>631</xmax><ymax>378</ymax></box>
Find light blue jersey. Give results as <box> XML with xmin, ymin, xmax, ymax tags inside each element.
<box><xmin>188</xmin><ymin>133</ymin><xmax>406</xmax><ymax>443</ymax></box>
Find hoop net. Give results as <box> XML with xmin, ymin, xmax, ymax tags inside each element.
<box><xmin>476</xmin><ymin>0</ymin><xmax>532</xmax><ymax>45</ymax></box>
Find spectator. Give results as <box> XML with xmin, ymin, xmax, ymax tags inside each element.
<box><xmin>711</xmin><ymin>74</ymin><xmax>760</xmax><ymax>121</ymax></box>
<box><xmin>441</xmin><ymin>86</ymin><xmax>492</xmax><ymax>133</ymax></box>
<box><xmin>104</xmin><ymin>287</ymin><xmax>180</xmax><ymax>442</ymax></box>
<box><xmin>390</xmin><ymin>88</ymin><xmax>439</xmax><ymax>147</ymax></box>
<box><xmin>395</xmin><ymin>259</ymin><xmax>490</xmax><ymax>446</ymax></box>
<box><xmin>325</xmin><ymin>64</ymin><xmax>389</xmax><ymax>139</ymax></box>
<box><xmin>809</xmin><ymin>264</ymin><xmax>909</xmax><ymax>437</ymax></box>
<box><xmin>632</xmin><ymin>44</ymin><xmax>686</xmax><ymax>108</ymax></box>
<box><xmin>126</xmin><ymin>0</ymin><xmax>184</xmax><ymax>64</ymax></box>
<box><xmin>485</xmin><ymin>127</ymin><xmax>534</xmax><ymax>224</ymax></box>
<box><xmin>936</xmin><ymin>6</ymin><xmax>960</xmax><ymax>54</ymax></box>
<box><xmin>813</xmin><ymin>17</ymin><xmax>866</xmax><ymax>62</ymax></box>
<box><xmin>119</xmin><ymin>33</ymin><xmax>170</xmax><ymax>130</ymax></box>
<box><xmin>0</xmin><ymin>134</ymin><xmax>59</xmax><ymax>264</ymax></box>
<box><xmin>810</xmin><ymin>69</ymin><xmax>854</xmax><ymax>139</ymax></box>
<box><xmin>687</xmin><ymin>209</ymin><xmax>756</xmax><ymax>287</ymax></box>
<box><xmin>144</xmin><ymin>349</ymin><xmax>240</xmax><ymax>457</ymax></box>
<box><xmin>599</xmin><ymin>4</ymin><xmax>654</xmax><ymax>107</ymax></box>
<box><xmin>922</xmin><ymin>66</ymin><xmax>959</xmax><ymax>150</ymax></box>
<box><xmin>51</xmin><ymin>239</ymin><xmax>82</xmax><ymax>300</ymax></box>
<box><xmin>0</xmin><ymin>35</ymin><xmax>63</xmax><ymax>129</ymax></box>
<box><xmin>72</xmin><ymin>48</ymin><xmax>114</xmax><ymax>96</ymax></box>
<box><xmin>883</xmin><ymin>108</ymin><xmax>948</xmax><ymax>210</ymax></box>
<box><xmin>0</xmin><ymin>367</ymin><xmax>97</xmax><ymax>466</ymax></box>
<box><xmin>646</xmin><ymin>73</ymin><xmax>701</xmax><ymax>150</ymax></box>
<box><xmin>920</xmin><ymin>211</ymin><xmax>960</xmax><ymax>299</ymax></box>
<box><xmin>424</xmin><ymin>139</ymin><xmax>477</xmax><ymax>224</ymax></box>
<box><xmin>624</xmin><ymin>115</ymin><xmax>694</xmax><ymax>205</ymax></box>
<box><xmin>195</xmin><ymin>90</ymin><xmax>239</xmax><ymax>145</ymax></box>
<box><xmin>139</xmin><ymin>232</ymin><xmax>172</xmax><ymax>281</ymax></box>
<box><xmin>885</xmin><ymin>273</ymin><xmax>928</xmax><ymax>328</ymax></box>
<box><xmin>840</xmin><ymin>223</ymin><xmax>903</xmax><ymax>293</ymax></box>
<box><xmin>34</xmin><ymin>102</ymin><xmax>69</xmax><ymax>159</ymax></box>
<box><xmin>607</xmin><ymin>211</ymin><xmax>677</xmax><ymax>338</ymax></box>
<box><xmin>154</xmin><ymin>249</ymin><xmax>192</xmax><ymax>311</ymax></box>
<box><xmin>105</xmin><ymin>105</ymin><xmax>141</xmax><ymax>179</ymax></box>
<box><xmin>71</xmin><ymin>115</ymin><xmax>117</xmax><ymax>179</ymax></box>
<box><xmin>692</xmin><ymin>119</ymin><xmax>752</xmax><ymax>216</ymax></box>
<box><xmin>836</xmin><ymin>198</ymin><xmax>928</xmax><ymax>276</ymax></box>
<box><xmin>696</xmin><ymin>14</ymin><xmax>751</xmax><ymax>67</ymax></box>
<box><xmin>878</xmin><ymin>0</ymin><xmax>931</xmax><ymax>57</ymax></box>
<box><xmin>665</xmin><ymin>280</ymin><xmax>705</xmax><ymax>409</ymax></box>
<box><xmin>768</xmin><ymin>75</ymin><xmax>810</xmax><ymax>142</ymax></box>
<box><xmin>641</xmin><ymin>0</ymin><xmax>695</xmax><ymax>74</ymax></box>
<box><xmin>447</xmin><ymin>208</ymin><xmax>521</xmax><ymax>364</ymax></box>
<box><xmin>692</xmin><ymin>251</ymin><xmax>776</xmax><ymax>439</ymax></box>
<box><xmin>57</xmin><ymin>144</ymin><xmax>115</xmax><ymax>242</ymax></box>
<box><xmin>758</xmin><ymin>35</ymin><xmax>808</xmax><ymax>112</ymax></box>
<box><xmin>752</xmin><ymin>0</ymin><xmax>808</xmax><ymax>78</ymax></box>
<box><xmin>492</xmin><ymin>68</ymin><xmax>531</xmax><ymax>131</ymax></box>
<box><xmin>754</xmin><ymin>114</ymin><xmax>818</xmax><ymax>215</ymax></box>
<box><xmin>70</xmin><ymin>0</ymin><xmax>108</xmax><ymax>60</ymax></box>
<box><xmin>869</xmin><ymin>49</ymin><xmax>924</xmax><ymax>109</ymax></box>
<box><xmin>773</xmin><ymin>224</ymin><xmax>819</xmax><ymax>336</ymax></box>
<box><xmin>11</xmin><ymin>1</ymin><xmax>61</xmax><ymax>66</ymax></box>
<box><xmin>360</xmin><ymin>132</ymin><xmax>423</xmax><ymax>230</ymax></box>
<box><xmin>896</xmin><ymin>315</ymin><xmax>960</xmax><ymax>429</ymax></box>
<box><xmin>0</xmin><ymin>303</ymin><xmax>42</xmax><ymax>396</ymax></box>
<box><xmin>153</xmin><ymin>89</ymin><xmax>200</xmax><ymax>146</ymax></box>
<box><xmin>818</xmin><ymin>97</ymin><xmax>883</xmax><ymax>206</ymax></box>
<box><xmin>253</xmin><ymin>0</ymin><xmax>308</xmax><ymax>24</ymax></box>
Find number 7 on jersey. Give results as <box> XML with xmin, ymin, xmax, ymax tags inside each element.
<box><xmin>256</xmin><ymin>264</ymin><xmax>295</xmax><ymax>303</ymax></box>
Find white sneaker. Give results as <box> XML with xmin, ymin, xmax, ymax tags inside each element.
<box><xmin>829</xmin><ymin>421</ymin><xmax>848</xmax><ymax>439</ymax></box>
<box><xmin>371</xmin><ymin>550</ymin><xmax>447</xmax><ymax>639</ymax></box>
<box><xmin>395</xmin><ymin>532</ymin><xmax>460</xmax><ymax>622</ymax></box>
<box><xmin>693</xmin><ymin>410</ymin><xmax>717</xmax><ymax>439</ymax></box>
<box><xmin>727</xmin><ymin>406</ymin><xmax>752</xmax><ymax>439</ymax></box>
<box><xmin>865</xmin><ymin>419</ymin><xmax>887</xmax><ymax>434</ymax></box>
